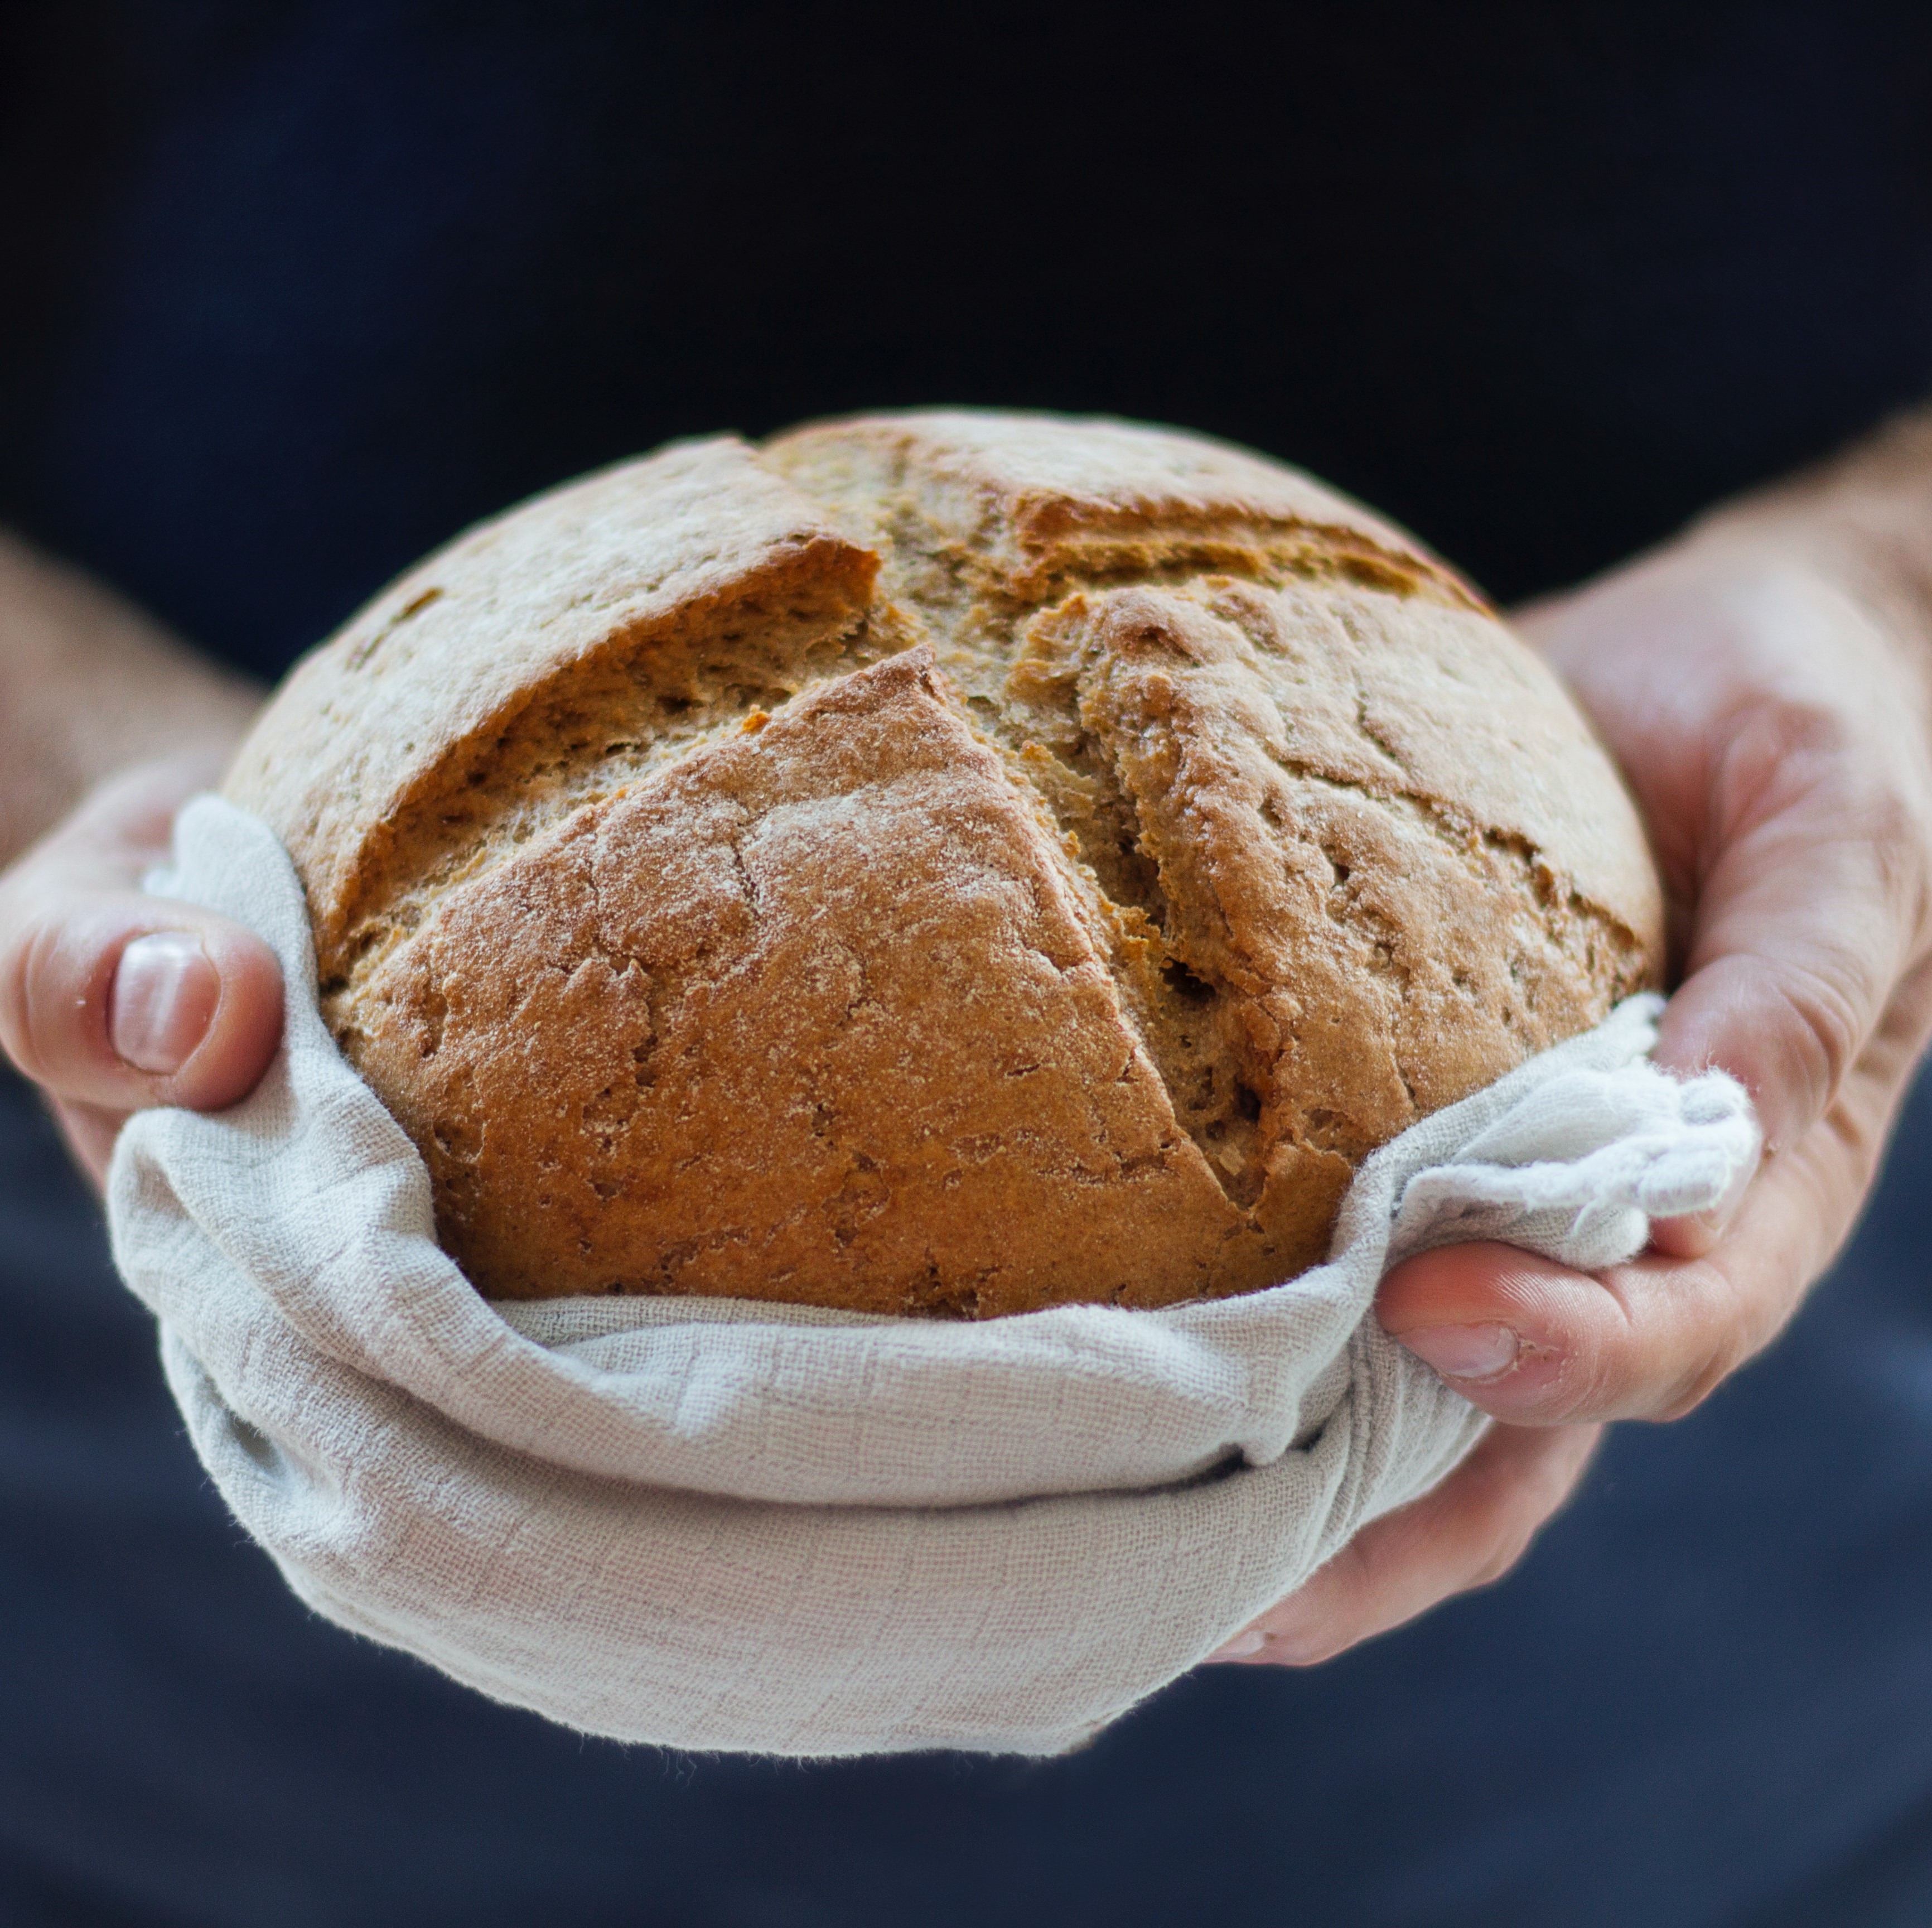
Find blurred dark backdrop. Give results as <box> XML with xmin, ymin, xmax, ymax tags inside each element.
<box><xmin>3</xmin><ymin>2</ymin><xmax>1930</xmax><ymax>672</ymax></box>
<box><xmin>4</xmin><ymin>5</ymin><xmax>1932</xmax><ymax>1924</ymax></box>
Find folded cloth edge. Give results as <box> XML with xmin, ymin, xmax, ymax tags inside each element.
<box><xmin>104</xmin><ymin>797</ymin><xmax>1758</xmax><ymax>1757</ymax></box>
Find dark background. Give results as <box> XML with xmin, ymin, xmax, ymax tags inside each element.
<box><xmin>3</xmin><ymin>4</ymin><xmax>1932</xmax><ymax>1923</ymax></box>
<box><xmin>4</xmin><ymin>2</ymin><xmax>1931</xmax><ymax>673</ymax></box>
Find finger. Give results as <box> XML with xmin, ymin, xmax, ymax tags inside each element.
<box><xmin>0</xmin><ymin>758</ymin><xmax>284</xmax><ymax>1116</ymax></box>
<box><xmin>17</xmin><ymin>753</ymin><xmax>236</xmax><ymax>892</ymax></box>
<box><xmin>1207</xmin><ymin>1422</ymin><xmax>1601</xmax><ymax>1667</ymax></box>
<box><xmin>1380</xmin><ymin>954</ymin><xmax>1932</xmax><ymax>1424</ymax></box>
<box><xmin>1382</xmin><ymin>1157</ymin><xmax>1836</xmax><ymax>1424</ymax></box>
<box><xmin>0</xmin><ymin>889</ymin><xmax>282</xmax><ymax>1116</ymax></box>
<box><xmin>1381</xmin><ymin>1140</ymin><xmax>1827</xmax><ymax>1425</ymax></box>
<box><xmin>1651</xmin><ymin>708</ymin><xmax>1920</xmax><ymax>1158</ymax></box>
<box><xmin>1379</xmin><ymin>1241</ymin><xmax>1750</xmax><ymax>1425</ymax></box>
<box><xmin>1525</xmin><ymin>564</ymin><xmax>1932</xmax><ymax>1161</ymax></box>
<box><xmin>1652</xmin><ymin>945</ymin><xmax>1932</xmax><ymax>1260</ymax></box>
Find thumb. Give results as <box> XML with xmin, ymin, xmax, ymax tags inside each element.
<box><xmin>0</xmin><ymin>888</ymin><xmax>283</xmax><ymax>1115</ymax></box>
<box><xmin>1519</xmin><ymin>554</ymin><xmax>1932</xmax><ymax>1179</ymax></box>
<box><xmin>0</xmin><ymin>761</ymin><xmax>283</xmax><ymax>1119</ymax></box>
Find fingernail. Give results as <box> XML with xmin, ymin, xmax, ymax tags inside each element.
<box><xmin>110</xmin><ymin>933</ymin><xmax>219</xmax><ymax>1074</ymax></box>
<box><xmin>1211</xmin><ymin>1630</ymin><xmax>1268</xmax><ymax>1659</ymax></box>
<box><xmin>1397</xmin><ymin>1322</ymin><xmax>1521</xmax><ymax>1383</ymax></box>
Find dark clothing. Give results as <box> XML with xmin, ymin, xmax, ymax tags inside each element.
<box><xmin>9</xmin><ymin>2</ymin><xmax>1932</xmax><ymax>667</ymax></box>
<box><xmin>3</xmin><ymin>4</ymin><xmax>1932</xmax><ymax>1922</ymax></box>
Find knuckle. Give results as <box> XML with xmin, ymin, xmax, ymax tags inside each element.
<box><xmin>0</xmin><ymin>908</ymin><xmax>66</xmax><ymax>1081</ymax></box>
<box><xmin>1547</xmin><ymin>1261</ymin><xmax>1745</xmax><ymax>1425</ymax></box>
<box><xmin>1719</xmin><ymin>690</ymin><xmax>1932</xmax><ymax>906</ymax></box>
<box><xmin>0</xmin><ymin>895</ymin><xmax>127</xmax><ymax>1098</ymax></box>
<box><xmin>1648</xmin><ymin>1260</ymin><xmax>1758</xmax><ymax>1421</ymax></box>
<box><xmin>1530</xmin><ymin>1352</ymin><xmax>1611</xmax><ymax>1426</ymax></box>
<box><xmin>1713</xmin><ymin>693</ymin><xmax>1858</xmax><ymax>833</ymax></box>
<box><xmin>1459</xmin><ymin>1472</ymin><xmax>1547</xmax><ymax>1587</ymax></box>
<box><xmin>1536</xmin><ymin>1300</ymin><xmax>1649</xmax><ymax>1422</ymax></box>
<box><xmin>1758</xmin><ymin>957</ymin><xmax>1865</xmax><ymax>1122</ymax></box>
<box><xmin>1649</xmin><ymin>1359</ymin><xmax>1728</xmax><ymax>1424</ymax></box>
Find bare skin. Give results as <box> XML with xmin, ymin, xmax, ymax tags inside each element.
<box><xmin>0</xmin><ymin>533</ymin><xmax>277</xmax><ymax>1179</ymax></box>
<box><xmin>1219</xmin><ymin>411</ymin><xmax>1932</xmax><ymax>1662</ymax></box>
<box><xmin>3</xmin><ymin>414</ymin><xmax>1932</xmax><ymax>1670</ymax></box>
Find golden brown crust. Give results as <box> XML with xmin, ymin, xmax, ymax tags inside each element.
<box><xmin>763</xmin><ymin>409</ymin><xmax>1491</xmax><ymax>613</ymax></box>
<box><xmin>227</xmin><ymin>411</ymin><xmax>1665</xmax><ymax>1316</ymax></box>
<box><xmin>224</xmin><ymin>437</ymin><xmax>882</xmax><ymax>996</ymax></box>
<box><xmin>351</xmin><ymin>649</ymin><xmax>1271</xmax><ymax>1310</ymax></box>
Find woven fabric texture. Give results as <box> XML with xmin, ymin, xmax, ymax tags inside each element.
<box><xmin>106</xmin><ymin>799</ymin><xmax>1758</xmax><ymax>1756</ymax></box>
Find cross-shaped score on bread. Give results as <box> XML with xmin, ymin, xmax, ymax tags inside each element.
<box><xmin>225</xmin><ymin>412</ymin><xmax>1663</xmax><ymax>1315</ymax></box>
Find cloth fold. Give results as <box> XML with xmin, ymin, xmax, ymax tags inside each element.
<box><xmin>107</xmin><ymin>798</ymin><xmax>1759</xmax><ymax>1757</ymax></box>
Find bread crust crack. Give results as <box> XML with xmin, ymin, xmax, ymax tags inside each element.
<box><xmin>228</xmin><ymin>412</ymin><xmax>1663</xmax><ymax>1314</ymax></box>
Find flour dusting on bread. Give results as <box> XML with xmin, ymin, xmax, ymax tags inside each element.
<box><xmin>226</xmin><ymin>412</ymin><xmax>1661</xmax><ymax>1314</ymax></box>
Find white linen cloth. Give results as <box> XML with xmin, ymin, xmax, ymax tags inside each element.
<box><xmin>107</xmin><ymin>798</ymin><xmax>1759</xmax><ymax>1757</ymax></box>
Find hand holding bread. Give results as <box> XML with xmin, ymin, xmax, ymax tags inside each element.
<box><xmin>9</xmin><ymin>406</ymin><xmax>1932</xmax><ymax>1670</ymax></box>
<box><xmin>1229</xmin><ymin>432</ymin><xmax>1932</xmax><ymax>1662</ymax></box>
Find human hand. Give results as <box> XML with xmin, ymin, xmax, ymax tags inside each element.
<box><xmin>0</xmin><ymin>756</ymin><xmax>284</xmax><ymax>1185</ymax></box>
<box><xmin>1212</xmin><ymin>528</ymin><xmax>1932</xmax><ymax>1668</ymax></box>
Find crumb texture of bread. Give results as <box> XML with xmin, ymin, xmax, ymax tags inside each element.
<box><xmin>228</xmin><ymin>411</ymin><xmax>1664</xmax><ymax>1316</ymax></box>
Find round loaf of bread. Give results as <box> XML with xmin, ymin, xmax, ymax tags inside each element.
<box><xmin>224</xmin><ymin>412</ymin><xmax>1664</xmax><ymax>1317</ymax></box>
